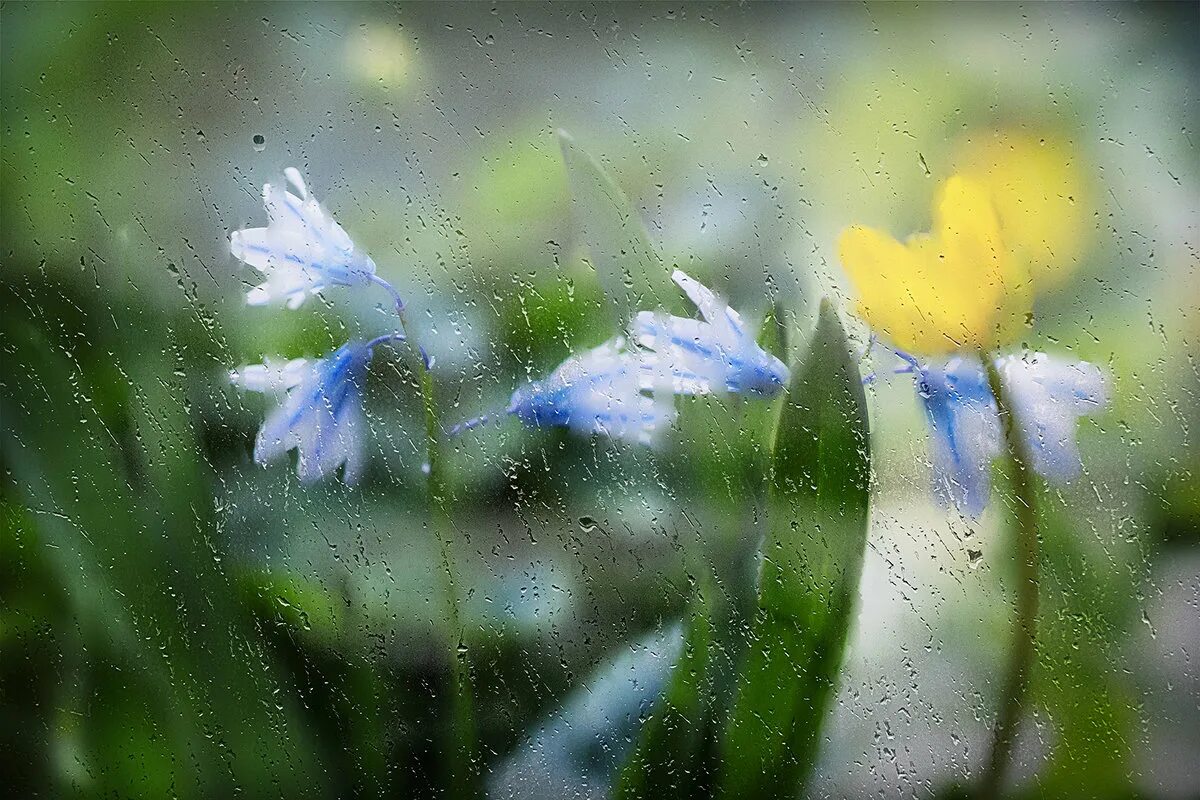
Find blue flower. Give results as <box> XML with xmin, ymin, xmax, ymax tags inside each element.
<box><xmin>232</xmin><ymin>340</ymin><xmax>377</xmax><ymax>484</ymax></box>
<box><xmin>507</xmin><ymin>339</ymin><xmax>674</xmax><ymax>445</ymax></box>
<box><xmin>633</xmin><ymin>270</ymin><xmax>789</xmax><ymax>396</ymax></box>
<box><xmin>230</xmin><ymin>168</ymin><xmax>378</xmax><ymax>309</ymax></box>
<box><xmin>455</xmin><ymin>271</ymin><xmax>786</xmax><ymax>446</ymax></box>
<box><xmin>915</xmin><ymin>351</ymin><xmax>1108</xmax><ymax>516</ymax></box>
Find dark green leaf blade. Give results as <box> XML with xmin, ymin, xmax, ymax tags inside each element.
<box><xmin>557</xmin><ymin>129</ymin><xmax>675</xmax><ymax>322</ymax></box>
<box><xmin>613</xmin><ymin>584</ymin><xmax>716</xmax><ymax>800</ymax></box>
<box><xmin>718</xmin><ymin>299</ymin><xmax>871</xmax><ymax>798</ymax></box>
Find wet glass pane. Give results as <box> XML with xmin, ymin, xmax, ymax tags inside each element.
<box><xmin>2</xmin><ymin>3</ymin><xmax>1196</xmax><ymax>798</ymax></box>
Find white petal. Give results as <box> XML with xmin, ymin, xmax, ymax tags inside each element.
<box><xmin>284</xmin><ymin>166</ymin><xmax>307</xmax><ymax>199</ymax></box>
<box><xmin>230</xmin><ymin>228</ymin><xmax>272</xmax><ymax>270</ymax></box>
<box><xmin>295</xmin><ymin>403</ymin><xmax>343</xmax><ymax>483</ymax></box>
<box><xmin>245</xmin><ymin>284</ymin><xmax>272</xmax><ymax>306</ymax></box>
<box><xmin>339</xmin><ymin>405</ymin><xmax>368</xmax><ymax>485</ymax></box>
<box><xmin>632</xmin><ymin>311</ymin><xmax>714</xmax><ymax>353</ymax></box>
<box><xmin>254</xmin><ymin>393</ymin><xmax>305</xmax><ymax>466</ymax></box>
<box><xmin>571</xmin><ymin>366</ymin><xmax>672</xmax><ymax>445</ymax></box>
<box><xmin>632</xmin><ymin>306</ymin><xmax>786</xmax><ymax>396</ymax></box>
<box><xmin>231</xmin><ymin>358</ymin><xmax>310</xmax><ymax>393</ymax></box>
<box><xmin>636</xmin><ymin>356</ymin><xmax>714</xmax><ymax>395</ymax></box>
<box><xmin>999</xmin><ymin>352</ymin><xmax>1108</xmax><ymax>482</ymax></box>
<box><xmin>670</xmin><ymin>269</ymin><xmax>745</xmax><ymax>340</ymax></box>
<box><xmin>232</xmin><ymin>171</ymin><xmax>375</xmax><ymax>309</ymax></box>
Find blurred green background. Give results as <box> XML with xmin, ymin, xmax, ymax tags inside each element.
<box><xmin>2</xmin><ymin>2</ymin><xmax>1197</xmax><ymax>798</ymax></box>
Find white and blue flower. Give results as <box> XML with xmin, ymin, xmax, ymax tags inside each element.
<box><xmin>507</xmin><ymin>339</ymin><xmax>674</xmax><ymax>445</ymax></box>
<box><xmin>232</xmin><ymin>340</ymin><xmax>380</xmax><ymax>484</ymax></box>
<box><xmin>633</xmin><ymin>270</ymin><xmax>789</xmax><ymax>396</ymax></box>
<box><xmin>231</xmin><ymin>167</ymin><xmax>378</xmax><ymax>309</ymax></box>
<box><xmin>457</xmin><ymin>272</ymin><xmax>785</xmax><ymax>445</ymax></box>
<box><xmin>914</xmin><ymin>351</ymin><xmax>1108</xmax><ymax>516</ymax></box>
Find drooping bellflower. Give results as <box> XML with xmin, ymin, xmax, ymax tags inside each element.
<box><xmin>230</xmin><ymin>167</ymin><xmax>379</xmax><ymax>309</ymax></box>
<box><xmin>838</xmin><ymin>166</ymin><xmax>1108</xmax><ymax>515</ymax></box>
<box><xmin>232</xmin><ymin>338</ymin><xmax>397</xmax><ymax>484</ymax></box>
<box><xmin>229</xmin><ymin>167</ymin><xmax>414</xmax><ymax>484</ymax></box>
<box><xmin>915</xmin><ymin>352</ymin><xmax>1107</xmax><ymax>516</ymax></box>
<box><xmin>633</xmin><ymin>269</ymin><xmax>789</xmax><ymax>396</ymax></box>
<box><xmin>493</xmin><ymin>271</ymin><xmax>786</xmax><ymax>444</ymax></box>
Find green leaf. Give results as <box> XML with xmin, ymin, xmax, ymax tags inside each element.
<box><xmin>613</xmin><ymin>583</ymin><xmax>717</xmax><ymax>800</ymax></box>
<box><xmin>1027</xmin><ymin>492</ymin><xmax>1139</xmax><ymax>798</ymax></box>
<box><xmin>718</xmin><ymin>299</ymin><xmax>871</xmax><ymax>798</ymax></box>
<box><xmin>557</xmin><ymin>129</ymin><xmax>676</xmax><ymax>322</ymax></box>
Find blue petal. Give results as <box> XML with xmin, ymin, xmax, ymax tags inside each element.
<box><xmin>508</xmin><ymin>340</ymin><xmax>673</xmax><ymax>444</ymax></box>
<box><xmin>917</xmin><ymin>357</ymin><xmax>1002</xmax><ymax>517</ymax></box>
<box><xmin>249</xmin><ymin>341</ymin><xmax>371</xmax><ymax>483</ymax></box>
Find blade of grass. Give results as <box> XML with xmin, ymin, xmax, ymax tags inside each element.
<box><xmin>557</xmin><ymin>129</ymin><xmax>676</xmax><ymax>321</ymax></box>
<box><xmin>613</xmin><ymin>581</ymin><xmax>716</xmax><ymax>800</ymax></box>
<box><xmin>718</xmin><ymin>300</ymin><xmax>871</xmax><ymax>798</ymax></box>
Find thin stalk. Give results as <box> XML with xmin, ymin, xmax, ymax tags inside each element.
<box><xmin>978</xmin><ymin>355</ymin><xmax>1041</xmax><ymax>800</ymax></box>
<box><xmin>377</xmin><ymin>275</ymin><xmax>477</xmax><ymax>795</ymax></box>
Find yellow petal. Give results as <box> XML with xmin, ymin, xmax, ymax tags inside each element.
<box><xmin>837</xmin><ymin>176</ymin><xmax>1031</xmax><ymax>356</ymax></box>
<box><xmin>956</xmin><ymin>131</ymin><xmax>1088</xmax><ymax>290</ymax></box>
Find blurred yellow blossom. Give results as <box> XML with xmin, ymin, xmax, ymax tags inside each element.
<box><xmin>955</xmin><ymin>131</ymin><xmax>1088</xmax><ymax>290</ymax></box>
<box><xmin>838</xmin><ymin>175</ymin><xmax>1031</xmax><ymax>355</ymax></box>
<box><xmin>347</xmin><ymin>24</ymin><xmax>416</xmax><ymax>89</ymax></box>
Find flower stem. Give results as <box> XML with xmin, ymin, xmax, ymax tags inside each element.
<box><xmin>388</xmin><ymin>291</ymin><xmax>478</xmax><ymax>795</ymax></box>
<box><xmin>978</xmin><ymin>355</ymin><xmax>1041</xmax><ymax>800</ymax></box>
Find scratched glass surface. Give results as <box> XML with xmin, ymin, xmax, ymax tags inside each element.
<box><xmin>2</xmin><ymin>4</ymin><xmax>1196</xmax><ymax>799</ymax></box>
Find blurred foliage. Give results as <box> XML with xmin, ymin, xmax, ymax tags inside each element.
<box><xmin>614</xmin><ymin>581</ymin><xmax>719</xmax><ymax>800</ymax></box>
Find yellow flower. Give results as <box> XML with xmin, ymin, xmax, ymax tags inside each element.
<box><xmin>347</xmin><ymin>24</ymin><xmax>416</xmax><ymax>89</ymax></box>
<box><xmin>955</xmin><ymin>131</ymin><xmax>1088</xmax><ymax>291</ymax></box>
<box><xmin>838</xmin><ymin>175</ymin><xmax>1031</xmax><ymax>356</ymax></box>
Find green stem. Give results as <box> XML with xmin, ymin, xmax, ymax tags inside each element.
<box><xmin>395</xmin><ymin>305</ymin><xmax>478</xmax><ymax>796</ymax></box>
<box><xmin>978</xmin><ymin>355</ymin><xmax>1041</xmax><ymax>800</ymax></box>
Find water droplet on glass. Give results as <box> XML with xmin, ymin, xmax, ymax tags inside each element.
<box><xmin>578</xmin><ymin>515</ymin><xmax>598</xmax><ymax>533</ymax></box>
<box><xmin>252</xmin><ymin>133</ymin><xmax>266</xmax><ymax>152</ymax></box>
